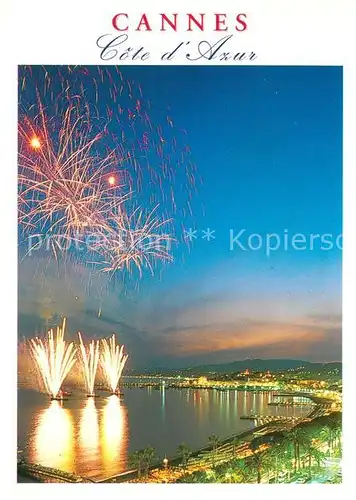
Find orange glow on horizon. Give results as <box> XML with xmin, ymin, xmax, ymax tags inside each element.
<box><xmin>156</xmin><ymin>320</ymin><xmax>337</xmax><ymax>359</ymax></box>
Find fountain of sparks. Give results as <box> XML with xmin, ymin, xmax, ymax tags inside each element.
<box><xmin>78</xmin><ymin>333</ymin><xmax>100</xmax><ymax>397</ymax></box>
<box><xmin>100</xmin><ymin>335</ymin><xmax>128</xmax><ymax>395</ymax></box>
<box><xmin>30</xmin><ymin>318</ymin><xmax>77</xmax><ymax>400</ymax></box>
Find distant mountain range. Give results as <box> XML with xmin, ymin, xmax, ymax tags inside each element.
<box><xmin>136</xmin><ymin>358</ymin><xmax>342</xmax><ymax>375</ymax></box>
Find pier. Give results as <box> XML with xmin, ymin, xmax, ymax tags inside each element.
<box><xmin>240</xmin><ymin>414</ymin><xmax>305</xmax><ymax>425</ymax></box>
<box><xmin>17</xmin><ymin>460</ymin><xmax>85</xmax><ymax>483</ymax></box>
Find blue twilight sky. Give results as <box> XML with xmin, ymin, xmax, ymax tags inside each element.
<box><xmin>18</xmin><ymin>66</ymin><xmax>342</xmax><ymax>368</ymax></box>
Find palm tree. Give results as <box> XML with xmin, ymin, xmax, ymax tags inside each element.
<box><xmin>267</xmin><ymin>443</ymin><xmax>289</xmax><ymax>483</ymax></box>
<box><xmin>283</xmin><ymin>456</ymin><xmax>294</xmax><ymax>482</ymax></box>
<box><xmin>329</xmin><ymin>416</ymin><xmax>342</xmax><ymax>452</ymax></box>
<box><xmin>234</xmin><ymin>459</ymin><xmax>254</xmax><ymax>483</ymax></box>
<box><xmin>208</xmin><ymin>433</ymin><xmax>220</xmax><ymax>468</ymax></box>
<box><xmin>129</xmin><ymin>450</ymin><xmax>145</xmax><ymax>479</ymax></box>
<box><xmin>334</xmin><ymin>426</ymin><xmax>342</xmax><ymax>456</ymax></box>
<box><xmin>303</xmin><ymin>443</ymin><xmax>323</xmax><ymax>479</ymax></box>
<box><xmin>176</xmin><ymin>443</ymin><xmax>191</xmax><ymax>471</ymax></box>
<box><xmin>142</xmin><ymin>446</ymin><xmax>156</xmax><ymax>478</ymax></box>
<box><xmin>284</xmin><ymin>427</ymin><xmax>307</xmax><ymax>473</ymax></box>
<box><xmin>320</xmin><ymin>425</ymin><xmax>334</xmax><ymax>453</ymax></box>
<box><xmin>247</xmin><ymin>449</ymin><xmax>271</xmax><ymax>484</ymax></box>
<box><xmin>321</xmin><ymin>414</ymin><xmax>342</xmax><ymax>453</ymax></box>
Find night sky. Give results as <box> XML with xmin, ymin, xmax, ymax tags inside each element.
<box><xmin>18</xmin><ymin>66</ymin><xmax>342</xmax><ymax>368</ymax></box>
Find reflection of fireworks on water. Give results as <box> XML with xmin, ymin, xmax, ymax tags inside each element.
<box><xmin>78</xmin><ymin>333</ymin><xmax>100</xmax><ymax>396</ymax></box>
<box><xmin>100</xmin><ymin>335</ymin><xmax>128</xmax><ymax>394</ymax></box>
<box><xmin>30</xmin><ymin>318</ymin><xmax>77</xmax><ymax>398</ymax></box>
<box><xmin>18</xmin><ymin>66</ymin><xmax>200</xmax><ymax>279</ymax></box>
<box><xmin>80</xmin><ymin>398</ymin><xmax>99</xmax><ymax>454</ymax></box>
<box><xmin>34</xmin><ymin>401</ymin><xmax>74</xmax><ymax>471</ymax></box>
<box><xmin>101</xmin><ymin>395</ymin><xmax>127</xmax><ymax>473</ymax></box>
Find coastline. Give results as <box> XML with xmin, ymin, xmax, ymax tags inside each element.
<box><xmin>98</xmin><ymin>421</ymin><xmax>285</xmax><ymax>483</ymax></box>
<box><xmin>17</xmin><ymin>388</ymin><xmax>338</xmax><ymax>483</ymax></box>
<box><xmin>98</xmin><ymin>403</ymin><xmax>333</xmax><ymax>483</ymax></box>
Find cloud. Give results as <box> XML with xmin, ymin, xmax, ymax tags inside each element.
<box><xmin>18</xmin><ymin>254</ymin><xmax>342</xmax><ymax>368</ymax></box>
<box><xmin>143</xmin><ymin>287</ymin><xmax>342</xmax><ymax>365</ymax></box>
<box><xmin>148</xmin><ymin>321</ymin><xmax>341</xmax><ymax>366</ymax></box>
<box><xmin>18</xmin><ymin>256</ymin><xmax>153</xmax><ymax>367</ymax></box>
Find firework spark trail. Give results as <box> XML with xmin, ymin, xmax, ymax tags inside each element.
<box><xmin>100</xmin><ymin>335</ymin><xmax>128</xmax><ymax>394</ymax></box>
<box><xmin>18</xmin><ymin>103</ymin><xmax>129</xmax><ymax>256</ymax></box>
<box><xmin>78</xmin><ymin>333</ymin><xmax>100</xmax><ymax>396</ymax></box>
<box><xmin>30</xmin><ymin>318</ymin><xmax>77</xmax><ymax>398</ymax></box>
<box><xmin>18</xmin><ymin>66</ymin><xmax>200</xmax><ymax>279</ymax></box>
<box><xmin>19</xmin><ymin>65</ymin><xmax>199</xmax><ymax>216</ymax></box>
<box><xmin>92</xmin><ymin>206</ymin><xmax>174</xmax><ymax>276</ymax></box>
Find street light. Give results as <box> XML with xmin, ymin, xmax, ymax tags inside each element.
<box><xmin>163</xmin><ymin>456</ymin><xmax>169</xmax><ymax>483</ymax></box>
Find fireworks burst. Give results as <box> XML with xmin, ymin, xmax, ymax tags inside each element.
<box><xmin>18</xmin><ymin>65</ymin><xmax>200</xmax><ymax>280</ymax></box>
<box><xmin>30</xmin><ymin>318</ymin><xmax>77</xmax><ymax>399</ymax></box>
<box><xmin>78</xmin><ymin>333</ymin><xmax>100</xmax><ymax>397</ymax></box>
<box><xmin>18</xmin><ymin>102</ymin><xmax>129</xmax><ymax>258</ymax></box>
<box><xmin>93</xmin><ymin>206</ymin><xmax>174</xmax><ymax>277</ymax></box>
<box><xmin>100</xmin><ymin>334</ymin><xmax>128</xmax><ymax>394</ymax></box>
